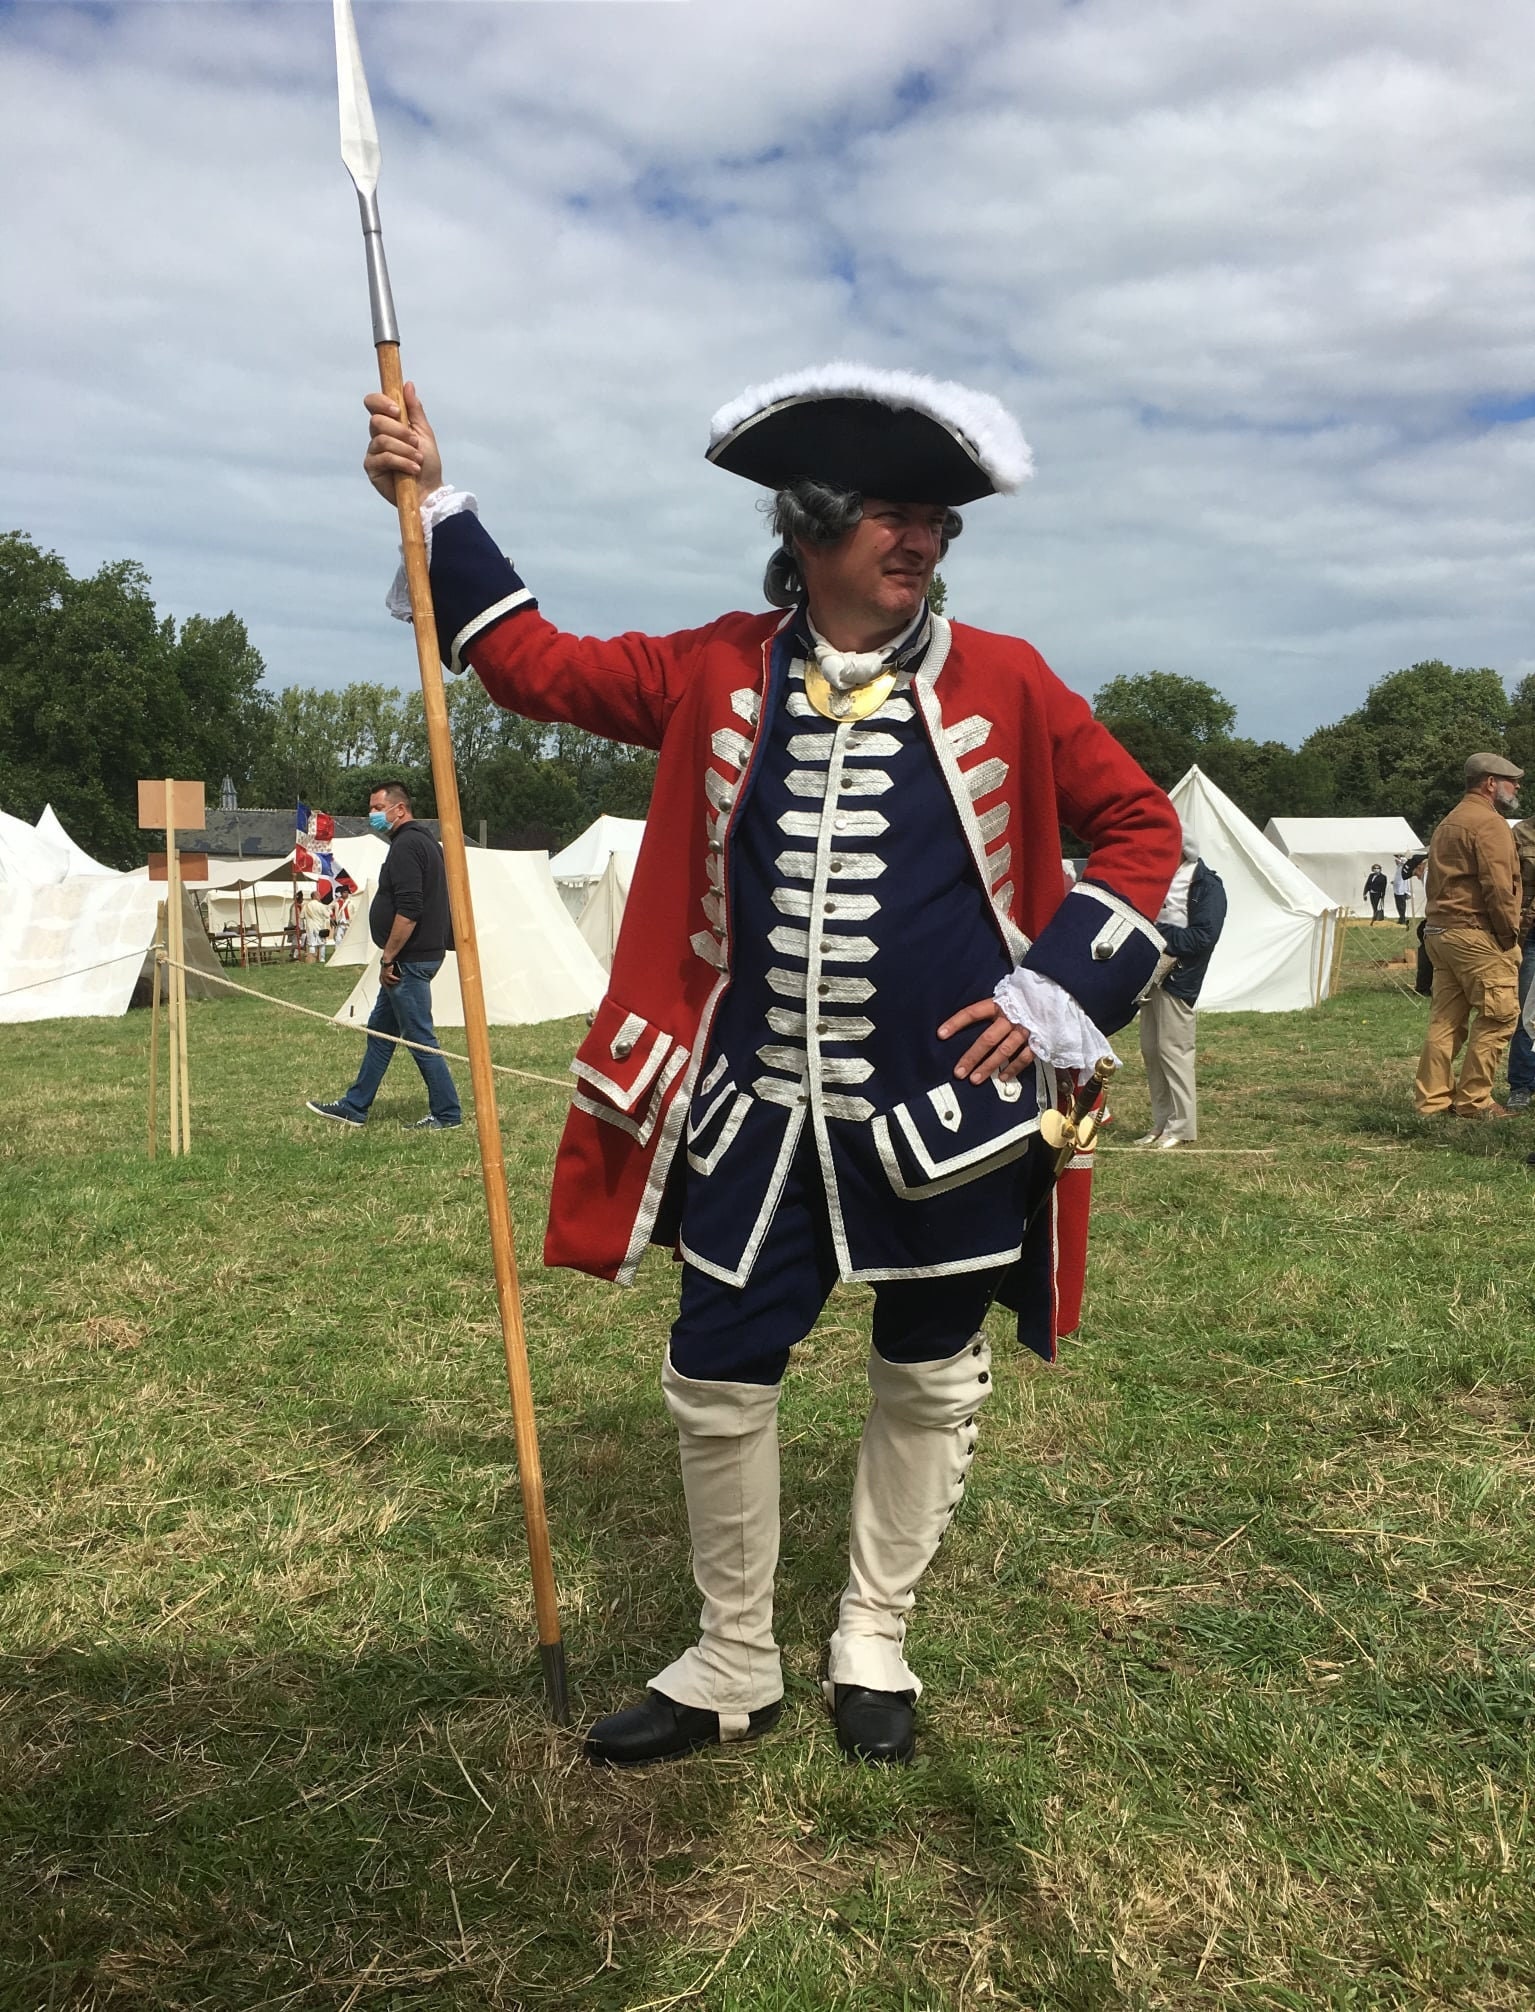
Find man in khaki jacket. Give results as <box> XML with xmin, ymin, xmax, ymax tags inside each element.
<box><xmin>1503</xmin><ymin>815</ymin><xmax>1535</xmax><ymax>1108</ymax></box>
<box><xmin>1414</xmin><ymin>752</ymin><xmax>1523</xmax><ymax>1118</ymax></box>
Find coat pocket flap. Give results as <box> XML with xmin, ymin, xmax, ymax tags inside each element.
<box><xmin>571</xmin><ymin>995</ymin><xmax>675</xmax><ymax>1112</ymax></box>
<box><xmin>879</xmin><ymin>1064</ymin><xmax>1048</xmax><ymax>1188</ymax></box>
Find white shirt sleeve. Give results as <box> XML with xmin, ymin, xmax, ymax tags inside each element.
<box><xmin>385</xmin><ymin>485</ymin><xmax>479</xmax><ymax>621</ymax></box>
<box><xmin>992</xmin><ymin>967</ymin><xmax>1119</xmax><ymax>1078</ymax></box>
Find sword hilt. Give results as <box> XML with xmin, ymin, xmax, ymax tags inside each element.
<box><xmin>1038</xmin><ymin>1055</ymin><xmax>1117</xmax><ymax>1171</ymax></box>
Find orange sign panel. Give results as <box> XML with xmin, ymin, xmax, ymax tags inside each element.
<box><xmin>137</xmin><ymin>779</ymin><xmax>206</xmax><ymax>831</ymax></box>
<box><xmin>148</xmin><ymin>853</ymin><xmax>210</xmax><ymax>884</ymax></box>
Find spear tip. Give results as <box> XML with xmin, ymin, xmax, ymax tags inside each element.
<box><xmin>334</xmin><ymin>0</ymin><xmax>382</xmax><ymax>196</ymax></box>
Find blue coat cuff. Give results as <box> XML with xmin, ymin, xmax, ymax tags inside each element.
<box><xmin>429</xmin><ymin>512</ymin><xmax>537</xmax><ymax>672</ymax></box>
<box><xmin>1021</xmin><ymin>880</ymin><xmax>1164</xmax><ymax>1034</ymax></box>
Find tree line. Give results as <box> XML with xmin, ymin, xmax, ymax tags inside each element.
<box><xmin>4</xmin><ymin>528</ymin><xmax>1530</xmax><ymax>868</ymax></box>
<box><xmin>1093</xmin><ymin>662</ymin><xmax>1535</xmax><ymax>838</ymax></box>
<box><xmin>0</xmin><ymin>531</ymin><xmax>654</xmax><ymax>866</ymax></box>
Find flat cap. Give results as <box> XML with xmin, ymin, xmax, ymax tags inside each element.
<box><xmin>1465</xmin><ymin>751</ymin><xmax>1524</xmax><ymax>783</ymax></box>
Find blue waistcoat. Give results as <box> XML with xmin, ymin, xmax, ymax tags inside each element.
<box><xmin>678</xmin><ymin>616</ymin><xmax>1053</xmax><ymax>1286</ymax></box>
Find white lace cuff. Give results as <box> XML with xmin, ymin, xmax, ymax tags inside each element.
<box><xmin>992</xmin><ymin>967</ymin><xmax>1119</xmax><ymax>1078</ymax></box>
<box><xmin>385</xmin><ymin>485</ymin><xmax>479</xmax><ymax>621</ymax></box>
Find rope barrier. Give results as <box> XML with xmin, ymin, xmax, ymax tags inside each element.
<box><xmin>158</xmin><ymin>954</ymin><xmax>574</xmax><ymax>1092</ymax></box>
<box><xmin>1099</xmin><ymin>1144</ymin><xmax>1278</xmax><ymax>1156</ymax></box>
<box><xmin>0</xmin><ymin>949</ymin><xmax>154</xmax><ymax>1000</ymax></box>
<box><xmin>1338</xmin><ymin>924</ymin><xmax>1424</xmax><ymax>1002</ymax></box>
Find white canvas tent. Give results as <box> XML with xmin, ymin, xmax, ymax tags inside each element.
<box><xmin>202</xmin><ymin>884</ymin><xmax>300</xmax><ymax>934</ymax></box>
<box><xmin>1</xmin><ymin>804</ymin><xmax>225</xmax><ymax>1019</ymax></box>
<box><xmin>1</xmin><ymin>807</ymin><xmax>72</xmax><ymax>886</ymax></box>
<box><xmin>1170</xmin><ymin>767</ymin><xmax>1342</xmax><ymax>1012</ymax></box>
<box><xmin>35</xmin><ymin>805</ymin><xmax>119</xmax><ymax>876</ymax></box>
<box><xmin>576</xmin><ymin>851</ymin><xmax>633</xmax><ymax>971</ymax></box>
<box><xmin>333</xmin><ymin>849</ymin><xmax>607</xmax><ymax>1029</ymax></box>
<box><xmin>1262</xmin><ymin>815</ymin><xmax>1423</xmax><ymax>918</ymax></box>
<box><xmin>550</xmin><ymin>816</ymin><xmax>645</xmax><ymax>921</ymax></box>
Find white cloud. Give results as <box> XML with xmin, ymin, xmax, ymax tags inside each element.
<box><xmin>2</xmin><ymin>0</ymin><xmax>1534</xmax><ymax>751</ymax></box>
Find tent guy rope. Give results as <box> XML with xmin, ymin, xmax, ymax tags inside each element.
<box><xmin>156</xmin><ymin>954</ymin><xmax>573</xmax><ymax>1090</ymax></box>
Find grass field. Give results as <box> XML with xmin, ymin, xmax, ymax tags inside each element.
<box><xmin>2</xmin><ymin>927</ymin><xmax>1533</xmax><ymax>2010</ymax></box>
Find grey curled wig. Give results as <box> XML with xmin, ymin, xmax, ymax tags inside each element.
<box><xmin>761</xmin><ymin>480</ymin><xmax>963</xmax><ymax>608</ymax></box>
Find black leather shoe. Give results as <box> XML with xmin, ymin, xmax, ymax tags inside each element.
<box><xmin>832</xmin><ymin>1684</ymin><xmax>916</xmax><ymax>1765</ymax></box>
<box><xmin>584</xmin><ymin>1689</ymin><xmax>783</xmax><ymax>1767</ymax></box>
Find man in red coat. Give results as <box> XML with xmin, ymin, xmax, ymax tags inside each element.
<box><xmin>364</xmin><ymin>365</ymin><xmax>1180</xmax><ymax>1767</ymax></box>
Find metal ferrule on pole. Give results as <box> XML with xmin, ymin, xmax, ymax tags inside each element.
<box><xmin>355</xmin><ymin>188</ymin><xmax>400</xmax><ymax>346</ymax></box>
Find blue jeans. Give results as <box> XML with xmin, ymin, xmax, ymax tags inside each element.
<box><xmin>1507</xmin><ymin>935</ymin><xmax>1535</xmax><ymax>1094</ymax></box>
<box><xmin>339</xmin><ymin>956</ymin><xmax>461</xmax><ymax>1123</ymax></box>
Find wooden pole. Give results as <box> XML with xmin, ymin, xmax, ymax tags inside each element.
<box><xmin>375</xmin><ymin>343</ymin><xmax>569</xmax><ymax>1721</ymax></box>
<box><xmin>164</xmin><ymin>782</ymin><xmax>183</xmax><ymax>1156</ymax></box>
<box><xmin>148</xmin><ymin>899</ymin><xmax>164</xmax><ymax>1159</ymax></box>
<box><xmin>176</xmin><ymin>881</ymin><xmax>192</xmax><ymax>1149</ymax></box>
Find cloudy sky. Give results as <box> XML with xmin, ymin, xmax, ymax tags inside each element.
<box><xmin>4</xmin><ymin>0</ymin><xmax>1533</xmax><ymax>743</ymax></box>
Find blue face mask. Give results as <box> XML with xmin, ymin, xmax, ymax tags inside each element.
<box><xmin>369</xmin><ymin>810</ymin><xmax>390</xmax><ymax>834</ymax></box>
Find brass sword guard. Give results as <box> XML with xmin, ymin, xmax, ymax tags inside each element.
<box><xmin>1039</xmin><ymin>1055</ymin><xmax>1117</xmax><ymax>1171</ymax></box>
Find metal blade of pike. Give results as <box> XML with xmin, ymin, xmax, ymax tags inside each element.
<box><xmin>335</xmin><ymin>0</ymin><xmax>381</xmax><ymax>196</ymax></box>
<box><xmin>334</xmin><ymin>0</ymin><xmax>398</xmax><ymax>344</ymax></box>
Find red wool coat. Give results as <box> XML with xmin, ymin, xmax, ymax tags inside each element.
<box><xmin>465</xmin><ymin>606</ymin><xmax>1179</xmax><ymax>1334</ymax></box>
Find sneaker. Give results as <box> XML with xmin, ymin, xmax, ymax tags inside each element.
<box><xmin>410</xmin><ymin>1114</ymin><xmax>462</xmax><ymax>1130</ymax></box>
<box><xmin>1133</xmin><ymin>1132</ymin><xmax>1162</xmax><ymax>1147</ymax></box>
<box><xmin>306</xmin><ymin>1100</ymin><xmax>363</xmax><ymax>1127</ymax></box>
<box><xmin>1454</xmin><ymin>1103</ymin><xmax>1511</xmax><ymax>1120</ymax></box>
<box><xmin>1507</xmin><ymin>1089</ymin><xmax>1532</xmax><ymax>1110</ymax></box>
<box><xmin>1154</xmin><ymin>1134</ymin><xmax>1186</xmax><ymax>1150</ymax></box>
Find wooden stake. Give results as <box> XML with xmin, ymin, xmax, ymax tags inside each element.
<box><xmin>148</xmin><ymin>900</ymin><xmax>164</xmax><ymax>1159</ymax></box>
<box><xmin>376</xmin><ymin>343</ymin><xmax>568</xmax><ymax>1722</ymax></box>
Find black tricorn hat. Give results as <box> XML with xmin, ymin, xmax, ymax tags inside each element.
<box><xmin>707</xmin><ymin>363</ymin><xmax>1033</xmax><ymax>507</ymax></box>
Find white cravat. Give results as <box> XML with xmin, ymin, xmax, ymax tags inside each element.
<box><xmin>807</xmin><ymin>605</ymin><xmax>926</xmax><ymax>693</ymax></box>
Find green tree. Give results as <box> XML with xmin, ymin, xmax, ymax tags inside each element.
<box><xmin>1300</xmin><ymin>660</ymin><xmax>1509</xmax><ymax>829</ymax></box>
<box><xmin>1503</xmin><ymin>672</ymin><xmax>1535</xmax><ymax>777</ymax></box>
<box><xmin>0</xmin><ymin>530</ymin><xmax>268</xmax><ymax>865</ymax></box>
<box><xmin>465</xmin><ymin>749</ymin><xmax>586</xmax><ymax>851</ymax></box>
<box><xmin>1093</xmin><ymin>670</ymin><xmax>1238</xmax><ymax>791</ymax></box>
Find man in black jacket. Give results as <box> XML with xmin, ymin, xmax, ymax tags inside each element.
<box><xmin>306</xmin><ymin>781</ymin><xmax>462</xmax><ymax>1130</ymax></box>
<box><xmin>1134</xmin><ymin>835</ymin><xmax>1228</xmax><ymax>1151</ymax></box>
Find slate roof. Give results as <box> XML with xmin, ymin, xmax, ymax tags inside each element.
<box><xmin>174</xmin><ymin>808</ymin><xmax>442</xmax><ymax>857</ymax></box>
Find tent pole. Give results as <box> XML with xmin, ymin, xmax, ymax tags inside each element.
<box><xmin>148</xmin><ymin>899</ymin><xmax>164</xmax><ymax>1159</ymax></box>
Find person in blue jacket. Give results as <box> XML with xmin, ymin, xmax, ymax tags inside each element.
<box><xmin>1135</xmin><ymin>834</ymin><xmax>1228</xmax><ymax>1150</ymax></box>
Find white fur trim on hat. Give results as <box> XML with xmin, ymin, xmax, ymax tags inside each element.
<box><xmin>708</xmin><ymin>362</ymin><xmax>1034</xmax><ymax>495</ymax></box>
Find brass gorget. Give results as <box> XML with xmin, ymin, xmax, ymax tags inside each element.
<box><xmin>802</xmin><ymin>662</ymin><xmax>898</xmax><ymax>723</ymax></box>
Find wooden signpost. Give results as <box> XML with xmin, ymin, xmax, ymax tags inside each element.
<box><xmin>139</xmin><ymin>779</ymin><xmax>206</xmax><ymax>1157</ymax></box>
